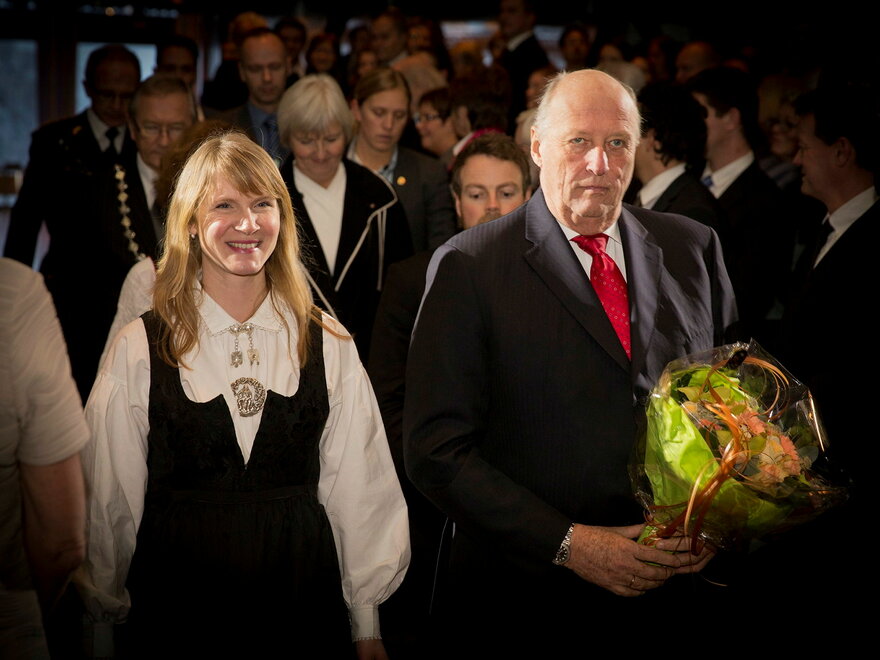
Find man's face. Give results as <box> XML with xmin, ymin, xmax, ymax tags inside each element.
<box><xmin>498</xmin><ymin>0</ymin><xmax>534</xmax><ymax>40</ymax></box>
<box><xmin>129</xmin><ymin>92</ymin><xmax>193</xmax><ymax>171</ymax></box>
<box><xmin>86</xmin><ymin>60</ymin><xmax>140</xmax><ymax>127</ymax></box>
<box><xmin>561</xmin><ymin>30</ymin><xmax>589</xmax><ymax>68</ymax></box>
<box><xmin>455</xmin><ymin>154</ymin><xmax>530</xmax><ymax>229</ymax></box>
<box><xmin>793</xmin><ymin>113</ymin><xmax>836</xmax><ymax>206</ymax></box>
<box><xmin>278</xmin><ymin>25</ymin><xmax>306</xmax><ymax>62</ymax></box>
<box><xmin>675</xmin><ymin>43</ymin><xmax>710</xmax><ymax>84</ymax></box>
<box><xmin>239</xmin><ymin>34</ymin><xmax>290</xmax><ymax>111</ymax></box>
<box><xmin>156</xmin><ymin>46</ymin><xmax>197</xmax><ymax>89</ymax></box>
<box><xmin>371</xmin><ymin>16</ymin><xmax>407</xmax><ymax>64</ymax></box>
<box><xmin>531</xmin><ymin>71</ymin><xmax>639</xmax><ymax>235</ymax></box>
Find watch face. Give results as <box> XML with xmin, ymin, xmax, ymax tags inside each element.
<box><xmin>554</xmin><ymin>546</ymin><xmax>570</xmax><ymax>565</ymax></box>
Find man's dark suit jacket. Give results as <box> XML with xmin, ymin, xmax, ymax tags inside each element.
<box><xmin>651</xmin><ymin>171</ymin><xmax>728</xmax><ymax>238</ymax></box>
<box><xmin>738</xmin><ymin>199</ymin><xmax>879</xmax><ymax>631</ymax></box>
<box><xmin>5</xmin><ymin>111</ymin><xmax>135</xmax><ymax>266</ymax></box>
<box><xmin>5</xmin><ymin>113</ymin><xmax>153</xmax><ymax>400</ymax></box>
<box><xmin>499</xmin><ymin>33</ymin><xmax>549</xmax><ymax>128</ymax></box>
<box><xmin>211</xmin><ymin>104</ymin><xmax>256</xmax><ymax>140</ymax></box>
<box><xmin>392</xmin><ymin>148</ymin><xmax>456</xmax><ymax>252</ymax></box>
<box><xmin>403</xmin><ymin>189</ymin><xmax>736</xmax><ymax>641</ymax></box>
<box><xmin>782</xmin><ymin>199</ymin><xmax>877</xmax><ymax>495</ymax></box>
<box><xmin>716</xmin><ymin>161</ymin><xmax>790</xmax><ymax>340</ymax></box>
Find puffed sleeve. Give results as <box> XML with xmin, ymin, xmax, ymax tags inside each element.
<box><xmin>76</xmin><ymin>319</ymin><xmax>151</xmax><ymax>651</ymax></box>
<box><xmin>99</xmin><ymin>258</ymin><xmax>156</xmax><ymax>370</ymax></box>
<box><xmin>317</xmin><ymin>319</ymin><xmax>410</xmax><ymax>641</ymax></box>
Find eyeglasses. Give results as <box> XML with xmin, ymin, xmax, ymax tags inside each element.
<box><xmin>414</xmin><ymin>112</ymin><xmax>442</xmax><ymax>123</ymax></box>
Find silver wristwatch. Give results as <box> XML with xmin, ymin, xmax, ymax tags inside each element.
<box><xmin>553</xmin><ymin>523</ymin><xmax>575</xmax><ymax>565</ymax></box>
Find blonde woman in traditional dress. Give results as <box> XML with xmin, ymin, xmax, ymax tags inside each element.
<box><xmin>78</xmin><ymin>132</ymin><xmax>409</xmax><ymax>659</ymax></box>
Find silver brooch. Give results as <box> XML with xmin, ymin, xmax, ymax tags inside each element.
<box><xmin>231</xmin><ymin>377</ymin><xmax>266</xmax><ymax>417</ymax></box>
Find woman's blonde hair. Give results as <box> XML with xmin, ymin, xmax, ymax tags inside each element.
<box><xmin>153</xmin><ymin>130</ymin><xmax>321</xmax><ymax>367</ymax></box>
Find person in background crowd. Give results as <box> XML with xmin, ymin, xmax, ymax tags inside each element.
<box><xmin>213</xmin><ymin>28</ymin><xmax>292</xmax><ymax>165</ymax></box>
<box><xmin>349</xmin><ymin>68</ymin><xmax>456</xmax><ymax>252</ymax></box>
<box><xmin>202</xmin><ymin>11</ymin><xmax>267</xmax><ymax>112</ymax></box>
<box><xmin>415</xmin><ymin>87</ymin><xmax>458</xmax><ymax>168</ymax></box>
<box><xmin>559</xmin><ymin>23</ymin><xmax>591</xmax><ymax>71</ymax></box>
<box><xmin>277</xmin><ymin>74</ymin><xmax>412</xmax><ymax>360</ymax></box>
<box><xmin>275</xmin><ymin>15</ymin><xmax>307</xmax><ymax>82</ymax></box>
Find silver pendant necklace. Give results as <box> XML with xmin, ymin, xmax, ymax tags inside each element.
<box><xmin>226</xmin><ymin>323</ymin><xmax>265</xmax><ymax>416</ymax></box>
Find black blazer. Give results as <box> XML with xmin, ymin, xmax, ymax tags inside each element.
<box><xmin>403</xmin><ymin>190</ymin><xmax>736</xmax><ymax>621</ymax></box>
<box><xmin>716</xmin><ymin>161</ymin><xmax>790</xmax><ymax>338</ymax></box>
<box><xmin>280</xmin><ymin>157</ymin><xmax>413</xmax><ymax>359</ymax></box>
<box><xmin>651</xmin><ymin>171</ymin><xmax>728</xmax><ymax>238</ymax></box>
<box><xmin>392</xmin><ymin>147</ymin><xmax>456</xmax><ymax>252</ymax></box>
<box><xmin>5</xmin><ymin>111</ymin><xmax>136</xmax><ymax>266</ymax></box>
<box><xmin>499</xmin><ymin>34</ymin><xmax>549</xmax><ymax>126</ymax></box>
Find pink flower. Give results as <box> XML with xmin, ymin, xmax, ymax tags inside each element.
<box><xmin>737</xmin><ymin>410</ymin><xmax>766</xmax><ymax>435</ymax></box>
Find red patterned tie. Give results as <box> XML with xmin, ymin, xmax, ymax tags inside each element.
<box><xmin>571</xmin><ymin>233</ymin><xmax>631</xmax><ymax>359</ymax></box>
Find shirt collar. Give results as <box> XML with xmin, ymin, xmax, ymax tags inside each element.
<box><xmin>638</xmin><ymin>163</ymin><xmax>686</xmax><ymax>209</ymax></box>
<box><xmin>347</xmin><ymin>138</ymin><xmax>398</xmax><ymax>184</ymax></box>
<box><xmin>136</xmin><ymin>153</ymin><xmax>159</xmax><ymax>208</ymax></box>
<box><xmin>828</xmin><ymin>186</ymin><xmax>879</xmax><ymax>233</ymax></box>
<box><xmin>555</xmin><ymin>215</ymin><xmax>624</xmax><ymax>247</ymax></box>
<box><xmin>247</xmin><ymin>102</ymin><xmax>273</xmax><ymax>128</ymax></box>
<box><xmin>196</xmin><ymin>283</ymin><xmax>284</xmax><ymax>336</ymax></box>
<box><xmin>702</xmin><ymin>151</ymin><xmax>754</xmax><ymax>198</ymax></box>
<box><xmin>87</xmin><ymin>108</ymin><xmax>124</xmax><ymax>151</ymax></box>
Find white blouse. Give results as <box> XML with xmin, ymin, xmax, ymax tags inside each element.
<box><xmin>77</xmin><ymin>289</ymin><xmax>410</xmax><ymax>645</ymax></box>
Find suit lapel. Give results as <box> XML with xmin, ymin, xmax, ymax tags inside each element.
<box><xmin>619</xmin><ymin>207</ymin><xmax>662</xmax><ymax>382</ymax></box>
<box><xmin>523</xmin><ymin>189</ymin><xmax>630</xmax><ymax>371</ymax></box>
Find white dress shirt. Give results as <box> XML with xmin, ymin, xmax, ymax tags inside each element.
<box><xmin>86</xmin><ymin>108</ymin><xmax>125</xmax><ymax>154</ymax></box>
<box><xmin>135</xmin><ymin>153</ymin><xmax>159</xmax><ymax>211</ymax></box>
<box><xmin>638</xmin><ymin>163</ymin><xmax>687</xmax><ymax>210</ymax></box>
<box><xmin>557</xmin><ymin>218</ymin><xmax>628</xmax><ymax>281</ymax></box>
<box><xmin>79</xmin><ymin>289</ymin><xmax>409</xmax><ymax>643</ymax></box>
<box><xmin>815</xmin><ymin>187</ymin><xmax>879</xmax><ymax>265</ymax></box>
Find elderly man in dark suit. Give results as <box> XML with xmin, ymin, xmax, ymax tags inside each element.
<box><xmin>404</xmin><ymin>69</ymin><xmax>736</xmax><ymax>651</ymax></box>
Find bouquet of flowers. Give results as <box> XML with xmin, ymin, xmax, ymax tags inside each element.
<box><xmin>630</xmin><ymin>341</ymin><xmax>847</xmax><ymax>552</ymax></box>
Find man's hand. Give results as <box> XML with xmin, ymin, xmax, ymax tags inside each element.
<box><xmin>565</xmin><ymin>523</ymin><xmax>712</xmax><ymax>596</ymax></box>
<box><xmin>653</xmin><ymin>533</ymin><xmax>715</xmax><ymax>575</ymax></box>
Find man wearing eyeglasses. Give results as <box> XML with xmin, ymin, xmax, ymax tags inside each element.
<box><xmin>127</xmin><ymin>75</ymin><xmax>196</xmax><ymax>227</ymax></box>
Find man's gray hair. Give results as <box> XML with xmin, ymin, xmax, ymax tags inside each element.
<box><xmin>532</xmin><ymin>69</ymin><xmax>640</xmax><ymax>139</ymax></box>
